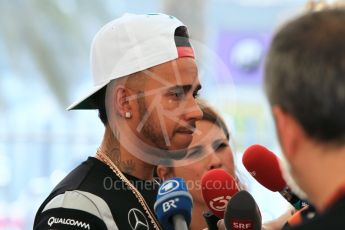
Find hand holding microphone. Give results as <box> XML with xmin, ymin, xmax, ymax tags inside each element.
<box><xmin>154</xmin><ymin>177</ymin><xmax>192</xmax><ymax>230</ymax></box>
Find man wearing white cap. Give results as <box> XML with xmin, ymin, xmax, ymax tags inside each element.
<box><xmin>34</xmin><ymin>13</ymin><xmax>202</xmax><ymax>230</ymax></box>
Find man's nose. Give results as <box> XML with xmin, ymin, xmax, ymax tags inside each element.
<box><xmin>183</xmin><ymin>97</ymin><xmax>203</xmax><ymax>121</ymax></box>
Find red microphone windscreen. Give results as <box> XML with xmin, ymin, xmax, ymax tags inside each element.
<box><xmin>201</xmin><ymin>169</ymin><xmax>239</xmax><ymax>218</ymax></box>
<box><xmin>242</xmin><ymin>144</ymin><xmax>286</xmax><ymax>192</ymax></box>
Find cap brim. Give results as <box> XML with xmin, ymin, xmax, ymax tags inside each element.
<box><xmin>66</xmin><ymin>81</ymin><xmax>109</xmax><ymax>110</ymax></box>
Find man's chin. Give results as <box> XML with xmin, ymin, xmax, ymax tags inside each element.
<box><xmin>138</xmin><ymin>138</ymin><xmax>189</xmax><ymax>160</ymax></box>
<box><xmin>162</xmin><ymin>139</ymin><xmax>193</xmax><ymax>161</ymax></box>
<box><xmin>171</xmin><ymin>134</ymin><xmax>193</xmax><ymax>149</ymax></box>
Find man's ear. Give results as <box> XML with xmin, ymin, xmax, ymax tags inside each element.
<box><xmin>272</xmin><ymin>106</ymin><xmax>305</xmax><ymax>160</ymax></box>
<box><xmin>113</xmin><ymin>85</ymin><xmax>132</xmax><ymax>117</ymax></box>
<box><xmin>156</xmin><ymin>166</ymin><xmax>174</xmax><ymax>181</ymax></box>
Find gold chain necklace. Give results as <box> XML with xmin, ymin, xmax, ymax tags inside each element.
<box><xmin>96</xmin><ymin>150</ymin><xmax>162</xmax><ymax>230</ymax></box>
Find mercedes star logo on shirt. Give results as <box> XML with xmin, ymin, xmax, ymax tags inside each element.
<box><xmin>128</xmin><ymin>208</ymin><xmax>149</xmax><ymax>230</ymax></box>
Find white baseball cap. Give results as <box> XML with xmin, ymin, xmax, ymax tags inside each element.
<box><xmin>67</xmin><ymin>13</ymin><xmax>194</xmax><ymax>110</ymax></box>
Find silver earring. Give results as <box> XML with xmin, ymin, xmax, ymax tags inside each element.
<box><xmin>125</xmin><ymin>112</ymin><xmax>132</xmax><ymax>119</ymax></box>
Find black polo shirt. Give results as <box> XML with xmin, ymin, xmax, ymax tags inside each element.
<box><xmin>33</xmin><ymin>157</ymin><xmax>162</xmax><ymax>229</ymax></box>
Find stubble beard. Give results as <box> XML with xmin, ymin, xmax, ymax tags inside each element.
<box><xmin>137</xmin><ymin>96</ymin><xmax>170</xmax><ymax>151</ymax></box>
<box><xmin>136</xmin><ymin>96</ymin><xmax>189</xmax><ymax>162</ymax></box>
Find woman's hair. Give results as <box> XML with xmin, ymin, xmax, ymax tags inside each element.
<box><xmin>196</xmin><ymin>99</ymin><xmax>247</xmax><ymax>190</ymax></box>
<box><xmin>197</xmin><ymin>99</ymin><xmax>230</xmax><ymax>140</ymax></box>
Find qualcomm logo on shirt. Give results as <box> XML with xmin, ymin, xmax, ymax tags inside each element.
<box><xmin>158</xmin><ymin>180</ymin><xmax>179</xmax><ymax>195</ymax></box>
<box><xmin>47</xmin><ymin>216</ymin><xmax>90</xmax><ymax>229</ymax></box>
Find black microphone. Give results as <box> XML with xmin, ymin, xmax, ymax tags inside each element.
<box><xmin>224</xmin><ymin>190</ymin><xmax>262</xmax><ymax>230</ymax></box>
<box><xmin>203</xmin><ymin>210</ymin><xmax>220</xmax><ymax>230</ymax></box>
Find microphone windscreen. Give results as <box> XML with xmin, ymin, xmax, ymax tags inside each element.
<box><xmin>242</xmin><ymin>144</ymin><xmax>286</xmax><ymax>192</ymax></box>
<box><xmin>224</xmin><ymin>190</ymin><xmax>262</xmax><ymax>230</ymax></box>
<box><xmin>201</xmin><ymin>169</ymin><xmax>239</xmax><ymax>218</ymax></box>
<box><xmin>154</xmin><ymin>177</ymin><xmax>192</xmax><ymax>230</ymax></box>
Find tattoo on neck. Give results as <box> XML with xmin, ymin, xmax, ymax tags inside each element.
<box><xmin>103</xmin><ymin>129</ymin><xmax>121</xmax><ymax>166</ymax></box>
<box><xmin>102</xmin><ymin>129</ymin><xmax>136</xmax><ymax>176</ymax></box>
<box><xmin>120</xmin><ymin>160</ymin><xmax>135</xmax><ymax>175</ymax></box>
<box><xmin>108</xmin><ymin>147</ymin><xmax>121</xmax><ymax>165</ymax></box>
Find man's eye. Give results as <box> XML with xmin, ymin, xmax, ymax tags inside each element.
<box><xmin>173</xmin><ymin>92</ymin><xmax>184</xmax><ymax>98</ymax></box>
<box><xmin>170</xmin><ymin>89</ymin><xmax>185</xmax><ymax>99</ymax></box>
